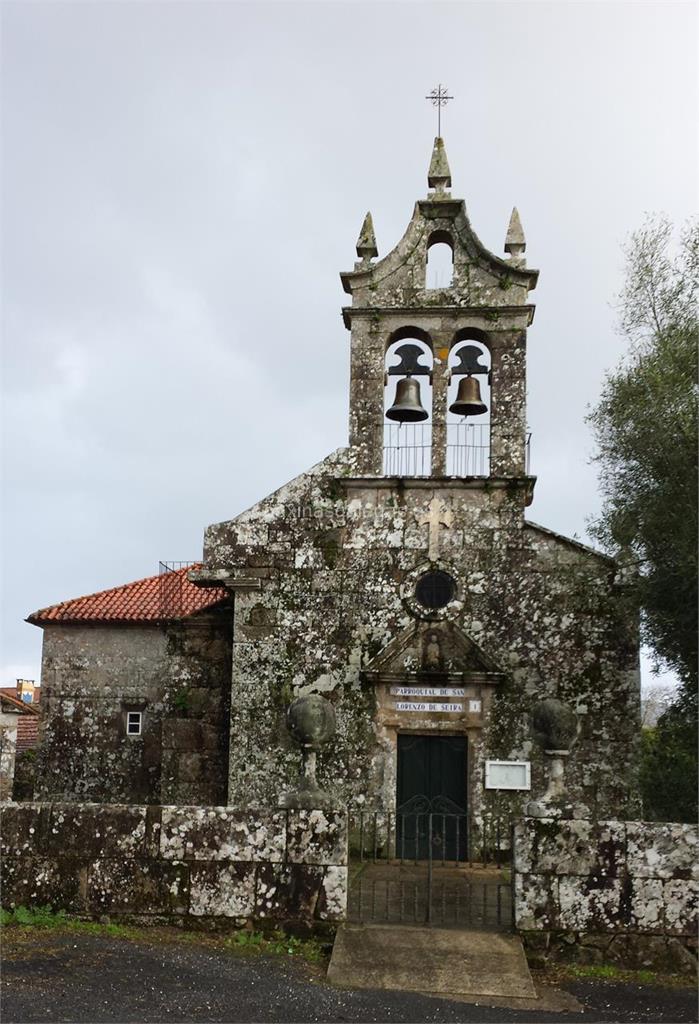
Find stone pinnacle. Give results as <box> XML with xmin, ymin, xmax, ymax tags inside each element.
<box><xmin>428</xmin><ymin>137</ymin><xmax>452</xmax><ymax>191</ymax></box>
<box><xmin>356</xmin><ymin>212</ymin><xmax>378</xmax><ymax>260</ymax></box>
<box><xmin>505</xmin><ymin>207</ymin><xmax>526</xmax><ymax>258</ymax></box>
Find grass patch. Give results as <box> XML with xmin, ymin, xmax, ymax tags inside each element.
<box><xmin>1</xmin><ymin>906</ymin><xmax>329</xmax><ymax>966</ymax></box>
<box><xmin>2</xmin><ymin>905</ymin><xmax>143</xmax><ymax>941</ymax></box>
<box><xmin>223</xmin><ymin>928</ymin><xmax>326</xmax><ymax>963</ymax></box>
<box><xmin>536</xmin><ymin>961</ymin><xmax>695</xmax><ymax>990</ymax></box>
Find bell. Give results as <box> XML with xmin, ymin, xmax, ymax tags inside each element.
<box><xmin>449</xmin><ymin>375</ymin><xmax>487</xmax><ymax>417</ymax></box>
<box><xmin>386</xmin><ymin>377</ymin><xmax>429</xmax><ymax>423</ymax></box>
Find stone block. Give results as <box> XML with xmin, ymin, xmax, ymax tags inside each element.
<box><xmin>200</xmin><ymin>724</ymin><xmax>222</xmax><ymax>751</ymax></box>
<box><xmin>286</xmin><ymin>809</ymin><xmax>347</xmax><ymax>866</ymax></box>
<box><xmin>161</xmin><ymin>719</ymin><xmax>202</xmax><ymax>751</ymax></box>
<box><xmin>45</xmin><ymin>804</ymin><xmax>147</xmax><ymax>858</ymax></box>
<box><xmin>159</xmin><ymin>807</ymin><xmax>286</xmax><ymax>862</ymax></box>
<box><xmin>515</xmin><ymin>818</ymin><xmax>625</xmax><ymax>878</ymax></box>
<box><xmin>254</xmin><ymin>863</ymin><xmax>332</xmax><ymax>921</ymax></box>
<box><xmin>177</xmin><ymin>753</ymin><xmax>203</xmax><ymax>782</ymax></box>
<box><xmin>558</xmin><ymin>876</ymin><xmax>625</xmax><ymax>932</ymax></box>
<box><xmin>629</xmin><ymin>877</ymin><xmax>664</xmax><ymax>931</ymax></box>
<box><xmin>0</xmin><ymin>803</ymin><xmax>50</xmax><ymax>857</ymax></box>
<box><xmin>606</xmin><ymin>933</ymin><xmax>698</xmax><ymax>974</ymax></box>
<box><xmin>626</xmin><ymin>822</ymin><xmax>699</xmax><ymax>880</ymax></box>
<box><xmin>0</xmin><ymin>855</ymin><xmax>84</xmax><ymax>912</ymax></box>
<box><xmin>320</xmin><ymin>865</ymin><xmax>348</xmax><ymax>920</ymax></box>
<box><xmin>189</xmin><ymin>862</ymin><xmax>255</xmax><ymax>917</ymax></box>
<box><xmin>87</xmin><ymin>858</ymin><xmax>189</xmax><ymax>915</ymax></box>
<box><xmin>513</xmin><ymin>872</ymin><xmax>559</xmax><ymax>931</ymax></box>
<box><xmin>663</xmin><ymin>879</ymin><xmax>698</xmax><ymax>936</ymax></box>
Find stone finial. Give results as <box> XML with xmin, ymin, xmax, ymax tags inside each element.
<box><xmin>428</xmin><ymin>137</ymin><xmax>452</xmax><ymax>191</ymax></box>
<box><xmin>505</xmin><ymin>207</ymin><xmax>526</xmax><ymax>260</ymax></box>
<box><xmin>280</xmin><ymin>694</ymin><xmax>337</xmax><ymax>810</ymax></box>
<box><xmin>356</xmin><ymin>212</ymin><xmax>378</xmax><ymax>260</ymax></box>
<box><xmin>531</xmin><ymin>698</ymin><xmax>577</xmax><ymax>753</ymax></box>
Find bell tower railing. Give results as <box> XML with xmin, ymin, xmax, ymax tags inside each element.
<box><xmin>382</xmin><ymin>423</ymin><xmax>531</xmax><ymax>478</ymax></box>
<box><xmin>383</xmin><ymin>423</ymin><xmax>433</xmax><ymax>476</ymax></box>
<box><xmin>446</xmin><ymin>422</ymin><xmax>490</xmax><ymax>477</ymax></box>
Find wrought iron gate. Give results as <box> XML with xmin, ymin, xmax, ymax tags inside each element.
<box><xmin>347</xmin><ymin>802</ymin><xmax>513</xmax><ymax>930</ymax></box>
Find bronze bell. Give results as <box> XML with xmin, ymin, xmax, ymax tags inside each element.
<box><xmin>449</xmin><ymin>375</ymin><xmax>487</xmax><ymax>417</ymax></box>
<box><xmin>386</xmin><ymin>377</ymin><xmax>429</xmax><ymax>423</ymax></box>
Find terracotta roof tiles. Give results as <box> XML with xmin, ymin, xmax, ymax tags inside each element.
<box><xmin>27</xmin><ymin>566</ymin><xmax>228</xmax><ymax>625</ymax></box>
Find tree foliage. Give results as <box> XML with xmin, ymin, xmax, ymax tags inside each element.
<box><xmin>588</xmin><ymin>216</ymin><xmax>698</xmax><ymax>823</ymax></box>
<box><xmin>638</xmin><ymin>697</ymin><xmax>698</xmax><ymax>823</ymax></box>
<box><xmin>589</xmin><ymin>216</ymin><xmax>698</xmax><ymax>691</ymax></box>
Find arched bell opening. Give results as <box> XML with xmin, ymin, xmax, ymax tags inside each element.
<box><xmin>446</xmin><ymin>340</ymin><xmax>491</xmax><ymax>477</ymax></box>
<box><xmin>383</xmin><ymin>335</ymin><xmax>433</xmax><ymax>477</ymax></box>
<box><xmin>425</xmin><ymin>233</ymin><xmax>454</xmax><ymax>290</ymax></box>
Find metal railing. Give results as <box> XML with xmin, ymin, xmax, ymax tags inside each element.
<box><xmin>157</xmin><ymin>561</ymin><xmax>198</xmax><ymax>617</ymax></box>
<box><xmin>383</xmin><ymin>423</ymin><xmax>432</xmax><ymax>476</ymax></box>
<box><xmin>348</xmin><ymin>875</ymin><xmax>512</xmax><ymax>930</ymax></box>
<box><xmin>382</xmin><ymin>423</ymin><xmax>532</xmax><ymax>477</ymax></box>
<box><xmin>446</xmin><ymin>421</ymin><xmax>490</xmax><ymax>476</ymax></box>
<box><xmin>348</xmin><ymin>808</ymin><xmax>514</xmax><ymax>930</ymax></box>
<box><xmin>349</xmin><ymin>808</ymin><xmax>511</xmax><ymax>869</ymax></box>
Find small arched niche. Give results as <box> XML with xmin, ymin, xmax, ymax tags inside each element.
<box><xmin>426</xmin><ymin>232</ymin><xmax>454</xmax><ymax>290</ymax></box>
<box><xmin>384</xmin><ymin>332</ymin><xmax>433</xmax><ymax>477</ymax></box>
<box><xmin>447</xmin><ymin>337</ymin><xmax>491</xmax><ymax>477</ymax></box>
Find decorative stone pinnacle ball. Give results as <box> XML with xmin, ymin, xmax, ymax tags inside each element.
<box><xmin>531</xmin><ymin>698</ymin><xmax>577</xmax><ymax>752</ymax></box>
<box><xmin>286</xmin><ymin>694</ymin><xmax>336</xmax><ymax>750</ymax></box>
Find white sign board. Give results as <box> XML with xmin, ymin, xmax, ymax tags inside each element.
<box><xmin>395</xmin><ymin>702</ymin><xmax>463</xmax><ymax>714</ymax></box>
<box><xmin>468</xmin><ymin>699</ymin><xmax>482</xmax><ymax>713</ymax></box>
<box><xmin>390</xmin><ymin>686</ymin><xmax>465</xmax><ymax>698</ymax></box>
<box><xmin>485</xmin><ymin>760</ymin><xmax>531</xmax><ymax>791</ymax></box>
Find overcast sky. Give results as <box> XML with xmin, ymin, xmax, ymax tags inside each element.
<box><xmin>2</xmin><ymin>1</ymin><xmax>696</xmax><ymax>691</ymax></box>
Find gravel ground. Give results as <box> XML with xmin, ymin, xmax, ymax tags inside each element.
<box><xmin>1</xmin><ymin>929</ymin><xmax>697</xmax><ymax>1024</ymax></box>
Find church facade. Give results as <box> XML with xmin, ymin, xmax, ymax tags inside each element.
<box><xmin>29</xmin><ymin>140</ymin><xmax>641</xmax><ymax>820</ymax></box>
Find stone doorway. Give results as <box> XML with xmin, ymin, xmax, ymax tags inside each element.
<box><xmin>396</xmin><ymin>733</ymin><xmax>467</xmax><ymax>861</ymax></box>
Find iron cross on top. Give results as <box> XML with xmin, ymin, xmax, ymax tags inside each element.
<box><xmin>425</xmin><ymin>84</ymin><xmax>453</xmax><ymax>136</ymax></box>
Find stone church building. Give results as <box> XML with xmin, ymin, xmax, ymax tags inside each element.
<box><xmin>28</xmin><ymin>139</ymin><xmax>640</xmax><ymax>820</ymax></box>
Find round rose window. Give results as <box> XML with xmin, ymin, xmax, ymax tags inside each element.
<box><xmin>415</xmin><ymin>570</ymin><xmax>456</xmax><ymax>610</ymax></box>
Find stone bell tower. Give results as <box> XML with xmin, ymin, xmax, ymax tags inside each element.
<box><xmin>341</xmin><ymin>137</ymin><xmax>538</xmax><ymax>491</ymax></box>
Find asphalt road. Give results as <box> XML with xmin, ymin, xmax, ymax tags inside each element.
<box><xmin>2</xmin><ymin>930</ymin><xmax>697</xmax><ymax>1024</ymax></box>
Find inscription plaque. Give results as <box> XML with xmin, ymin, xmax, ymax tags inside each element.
<box><xmin>395</xmin><ymin>702</ymin><xmax>463</xmax><ymax>714</ymax></box>
<box><xmin>390</xmin><ymin>686</ymin><xmax>465</xmax><ymax>698</ymax></box>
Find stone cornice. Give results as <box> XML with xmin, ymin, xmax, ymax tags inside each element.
<box><xmin>340</xmin><ymin>475</ymin><xmax>536</xmax><ymax>491</ymax></box>
<box><xmin>188</xmin><ymin>569</ymin><xmax>262</xmax><ymax>592</ymax></box>
<box><xmin>361</xmin><ymin>670</ymin><xmax>503</xmax><ymax>686</ymax></box>
<box><xmin>341</xmin><ymin>304</ymin><xmax>536</xmax><ymax>329</ymax></box>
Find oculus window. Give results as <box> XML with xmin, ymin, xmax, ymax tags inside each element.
<box><xmin>415</xmin><ymin>571</ymin><xmax>456</xmax><ymax>610</ymax></box>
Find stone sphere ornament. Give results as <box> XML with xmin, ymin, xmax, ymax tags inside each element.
<box><xmin>286</xmin><ymin>694</ymin><xmax>337</xmax><ymax>750</ymax></box>
<box><xmin>526</xmin><ymin>698</ymin><xmax>588</xmax><ymax>820</ymax></box>
<box><xmin>531</xmin><ymin>698</ymin><xmax>577</xmax><ymax>753</ymax></box>
<box><xmin>280</xmin><ymin>694</ymin><xmax>337</xmax><ymax>810</ymax></box>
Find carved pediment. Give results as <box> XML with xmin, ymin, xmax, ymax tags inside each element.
<box><xmin>361</xmin><ymin>621</ymin><xmax>504</xmax><ymax>686</ymax></box>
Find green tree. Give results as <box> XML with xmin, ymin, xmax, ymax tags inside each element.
<box><xmin>588</xmin><ymin>216</ymin><xmax>698</xmax><ymax>822</ymax></box>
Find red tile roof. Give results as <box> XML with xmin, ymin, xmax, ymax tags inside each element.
<box><xmin>27</xmin><ymin>566</ymin><xmax>228</xmax><ymax>625</ymax></box>
<box><xmin>0</xmin><ymin>690</ymin><xmax>38</xmax><ymax>713</ymax></box>
<box><xmin>0</xmin><ymin>690</ymin><xmax>40</xmax><ymax>752</ymax></box>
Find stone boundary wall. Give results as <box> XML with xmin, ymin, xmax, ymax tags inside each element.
<box><xmin>513</xmin><ymin>818</ymin><xmax>698</xmax><ymax>971</ymax></box>
<box><xmin>0</xmin><ymin>804</ymin><xmax>347</xmax><ymax>927</ymax></box>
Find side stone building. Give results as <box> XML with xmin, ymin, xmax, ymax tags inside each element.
<box><xmin>29</xmin><ymin>139</ymin><xmax>641</xmax><ymax>820</ymax></box>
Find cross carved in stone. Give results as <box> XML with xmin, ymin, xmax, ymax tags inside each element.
<box><xmin>419</xmin><ymin>497</ymin><xmax>453</xmax><ymax>561</ymax></box>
